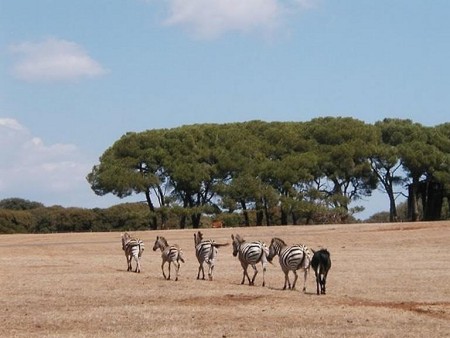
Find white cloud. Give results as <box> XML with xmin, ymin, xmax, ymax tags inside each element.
<box><xmin>0</xmin><ymin>118</ymin><xmax>93</xmax><ymax>205</ymax></box>
<box><xmin>8</xmin><ymin>38</ymin><xmax>108</xmax><ymax>83</ymax></box>
<box><xmin>161</xmin><ymin>0</ymin><xmax>316</xmax><ymax>39</ymax></box>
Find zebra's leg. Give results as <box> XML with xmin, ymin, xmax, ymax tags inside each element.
<box><xmin>261</xmin><ymin>265</ymin><xmax>266</xmax><ymax>287</ymax></box>
<box><xmin>175</xmin><ymin>261</ymin><xmax>180</xmax><ymax>281</ymax></box>
<box><xmin>128</xmin><ymin>254</ymin><xmax>133</xmax><ymax>272</ymax></box>
<box><xmin>132</xmin><ymin>254</ymin><xmax>138</xmax><ymax>273</ymax></box>
<box><xmin>240</xmin><ymin>262</ymin><xmax>250</xmax><ymax>285</ymax></box>
<box><xmin>167</xmin><ymin>261</ymin><xmax>171</xmax><ymax>280</ymax></box>
<box><xmin>302</xmin><ymin>269</ymin><xmax>308</xmax><ymax>292</ymax></box>
<box><xmin>315</xmin><ymin>271</ymin><xmax>320</xmax><ymax>295</ymax></box>
<box><xmin>208</xmin><ymin>263</ymin><xmax>214</xmax><ymax>281</ymax></box>
<box><xmin>321</xmin><ymin>272</ymin><xmax>327</xmax><ymax>294</ymax></box>
<box><xmin>292</xmin><ymin>270</ymin><xmax>298</xmax><ymax>290</ymax></box>
<box><xmin>125</xmin><ymin>251</ymin><xmax>131</xmax><ymax>271</ymax></box>
<box><xmin>241</xmin><ymin>269</ymin><xmax>246</xmax><ymax>285</ymax></box>
<box><xmin>283</xmin><ymin>271</ymin><xmax>290</xmax><ymax>290</ymax></box>
<box><xmin>135</xmin><ymin>256</ymin><xmax>141</xmax><ymax>273</ymax></box>
<box><xmin>324</xmin><ymin>271</ymin><xmax>329</xmax><ymax>294</ymax></box>
<box><xmin>161</xmin><ymin>261</ymin><xmax>167</xmax><ymax>280</ymax></box>
<box><xmin>197</xmin><ymin>262</ymin><xmax>204</xmax><ymax>280</ymax></box>
<box><xmin>200</xmin><ymin>263</ymin><xmax>205</xmax><ymax>280</ymax></box>
<box><xmin>197</xmin><ymin>263</ymin><xmax>205</xmax><ymax>279</ymax></box>
<box><xmin>250</xmin><ymin>264</ymin><xmax>258</xmax><ymax>286</ymax></box>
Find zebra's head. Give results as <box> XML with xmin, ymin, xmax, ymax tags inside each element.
<box><xmin>267</xmin><ymin>237</ymin><xmax>286</xmax><ymax>262</ymax></box>
<box><xmin>267</xmin><ymin>241</ymin><xmax>275</xmax><ymax>262</ymax></box>
<box><xmin>231</xmin><ymin>234</ymin><xmax>244</xmax><ymax>257</ymax></box>
<box><xmin>153</xmin><ymin>236</ymin><xmax>168</xmax><ymax>251</ymax></box>
<box><xmin>194</xmin><ymin>231</ymin><xmax>203</xmax><ymax>246</ymax></box>
<box><xmin>121</xmin><ymin>232</ymin><xmax>131</xmax><ymax>251</ymax></box>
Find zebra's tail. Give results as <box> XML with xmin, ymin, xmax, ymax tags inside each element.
<box><xmin>178</xmin><ymin>247</ymin><xmax>185</xmax><ymax>263</ymax></box>
<box><xmin>262</xmin><ymin>243</ymin><xmax>274</xmax><ymax>265</ymax></box>
<box><xmin>212</xmin><ymin>242</ymin><xmax>229</xmax><ymax>248</ymax></box>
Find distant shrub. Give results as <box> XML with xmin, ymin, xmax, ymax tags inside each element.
<box><xmin>0</xmin><ymin>198</ymin><xmax>44</xmax><ymax>210</ymax></box>
<box><xmin>0</xmin><ymin>209</ymin><xmax>34</xmax><ymax>233</ymax></box>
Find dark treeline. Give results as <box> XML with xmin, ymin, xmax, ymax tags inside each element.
<box><xmin>0</xmin><ymin>197</ymin><xmax>417</xmax><ymax>234</ymax></box>
<box><xmin>1</xmin><ymin>117</ymin><xmax>449</xmax><ymax>234</ymax></box>
<box><xmin>0</xmin><ymin>198</ymin><xmax>151</xmax><ymax>234</ymax></box>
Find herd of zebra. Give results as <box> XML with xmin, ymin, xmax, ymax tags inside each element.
<box><xmin>121</xmin><ymin>231</ymin><xmax>332</xmax><ymax>295</ymax></box>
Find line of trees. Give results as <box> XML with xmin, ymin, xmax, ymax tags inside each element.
<box><xmin>86</xmin><ymin>117</ymin><xmax>450</xmax><ymax>230</ymax></box>
<box><xmin>0</xmin><ymin>198</ymin><xmax>151</xmax><ymax>234</ymax></box>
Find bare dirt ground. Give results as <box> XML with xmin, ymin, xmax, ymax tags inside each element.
<box><xmin>1</xmin><ymin>221</ymin><xmax>449</xmax><ymax>337</ymax></box>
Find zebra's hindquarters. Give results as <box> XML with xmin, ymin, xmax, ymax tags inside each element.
<box><xmin>238</xmin><ymin>241</ymin><xmax>268</xmax><ymax>287</ymax></box>
<box><xmin>162</xmin><ymin>245</ymin><xmax>184</xmax><ymax>281</ymax></box>
<box><xmin>278</xmin><ymin>244</ymin><xmax>311</xmax><ymax>291</ymax></box>
<box><xmin>125</xmin><ymin>240</ymin><xmax>144</xmax><ymax>273</ymax></box>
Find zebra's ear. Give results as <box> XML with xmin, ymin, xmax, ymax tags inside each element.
<box><xmin>231</xmin><ymin>234</ymin><xmax>234</xmax><ymax>240</ymax></box>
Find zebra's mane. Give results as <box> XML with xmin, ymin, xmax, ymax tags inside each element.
<box><xmin>272</xmin><ymin>237</ymin><xmax>287</xmax><ymax>246</ymax></box>
<box><xmin>158</xmin><ymin>236</ymin><xmax>169</xmax><ymax>246</ymax></box>
<box><xmin>121</xmin><ymin>232</ymin><xmax>133</xmax><ymax>250</ymax></box>
<box><xmin>234</xmin><ymin>234</ymin><xmax>245</xmax><ymax>243</ymax></box>
<box><xmin>194</xmin><ymin>231</ymin><xmax>204</xmax><ymax>246</ymax></box>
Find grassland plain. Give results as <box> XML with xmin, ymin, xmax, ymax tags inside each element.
<box><xmin>1</xmin><ymin>221</ymin><xmax>449</xmax><ymax>337</ymax></box>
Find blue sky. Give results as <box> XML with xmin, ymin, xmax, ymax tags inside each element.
<box><xmin>1</xmin><ymin>0</ymin><xmax>449</xmax><ymax>219</ymax></box>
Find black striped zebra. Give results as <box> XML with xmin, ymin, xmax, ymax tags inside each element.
<box><xmin>121</xmin><ymin>232</ymin><xmax>145</xmax><ymax>273</ymax></box>
<box><xmin>194</xmin><ymin>231</ymin><xmax>229</xmax><ymax>281</ymax></box>
<box><xmin>231</xmin><ymin>234</ymin><xmax>270</xmax><ymax>287</ymax></box>
<box><xmin>152</xmin><ymin>236</ymin><xmax>185</xmax><ymax>281</ymax></box>
<box><xmin>267</xmin><ymin>237</ymin><xmax>312</xmax><ymax>292</ymax></box>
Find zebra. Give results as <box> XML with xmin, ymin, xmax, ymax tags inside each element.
<box><xmin>231</xmin><ymin>234</ymin><xmax>270</xmax><ymax>287</ymax></box>
<box><xmin>121</xmin><ymin>232</ymin><xmax>145</xmax><ymax>273</ymax></box>
<box><xmin>311</xmin><ymin>248</ymin><xmax>331</xmax><ymax>295</ymax></box>
<box><xmin>194</xmin><ymin>231</ymin><xmax>229</xmax><ymax>281</ymax></box>
<box><xmin>267</xmin><ymin>237</ymin><xmax>312</xmax><ymax>292</ymax></box>
<box><xmin>152</xmin><ymin>236</ymin><xmax>185</xmax><ymax>281</ymax></box>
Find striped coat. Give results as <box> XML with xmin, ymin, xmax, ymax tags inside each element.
<box><xmin>152</xmin><ymin>236</ymin><xmax>185</xmax><ymax>281</ymax></box>
<box><xmin>231</xmin><ymin>234</ymin><xmax>269</xmax><ymax>287</ymax></box>
<box><xmin>267</xmin><ymin>237</ymin><xmax>312</xmax><ymax>291</ymax></box>
<box><xmin>194</xmin><ymin>231</ymin><xmax>228</xmax><ymax>281</ymax></box>
<box><xmin>121</xmin><ymin>232</ymin><xmax>144</xmax><ymax>273</ymax></box>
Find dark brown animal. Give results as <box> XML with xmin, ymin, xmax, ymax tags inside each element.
<box><xmin>310</xmin><ymin>249</ymin><xmax>331</xmax><ymax>295</ymax></box>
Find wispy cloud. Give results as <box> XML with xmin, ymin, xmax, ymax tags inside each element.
<box><xmin>161</xmin><ymin>0</ymin><xmax>316</xmax><ymax>39</ymax></box>
<box><xmin>0</xmin><ymin>118</ymin><xmax>92</xmax><ymax>205</ymax></box>
<box><xmin>8</xmin><ymin>38</ymin><xmax>108</xmax><ymax>83</ymax></box>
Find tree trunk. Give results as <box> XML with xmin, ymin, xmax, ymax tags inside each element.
<box><xmin>291</xmin><ymin>211</ymin><xmax>298</xmax><ymax>225</ymax></box>
<box><xmin>144</xmin><ymin>190</ymin><xmax>158</xmax><ymax>230</ymax></box>
<box><xmin>280</xmin><ymin>207</ymin><xmax>288</xmax><ymax>225</ymax></box>
<box><xmin>386</xmin><ymin>186</ymin><xmax>398</xmax><ymax>222</ymax></box>
<box><xmin>179</xmin><ymin>215</ymin><xmax>186</xmax><ymax>229</ymax></box>
<box><xmin>421</xmin><ymin>181</ymin><xmax>443</xmax><ymax>221</ymax></box>
<box><xmin>264</xmin><ymin>198</ymin><xmax>270</xmax><ymax>226</ymax></box>
<box><xmin>240</xmin><ymin>200</ymin><xmax>250</xmax><ymax>226</ymax></box>
<box><xmin>255</xmin><ymin>200</ymin><xmax>264</xmax><ymax>226</ymax></box>
<box><xmin>408</xmin><ymin>178</ymin><xmax>420</xmax><ymax>222</ymax></box>
<box><xmin>192</xmin><ymin>213</ymin><xmax>201</xmax><ymax>229</ymax></box>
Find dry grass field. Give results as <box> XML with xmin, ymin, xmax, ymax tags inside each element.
<box><xmin>1</xmin><ymin>221</ymin><xmax>449</xmax><ymax>337</ymax></box>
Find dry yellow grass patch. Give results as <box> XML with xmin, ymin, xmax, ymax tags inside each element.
<box><xmin>1</xmin><ymin>221</ymin><xmax>449</xmax><ymax>337</ymax></box>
